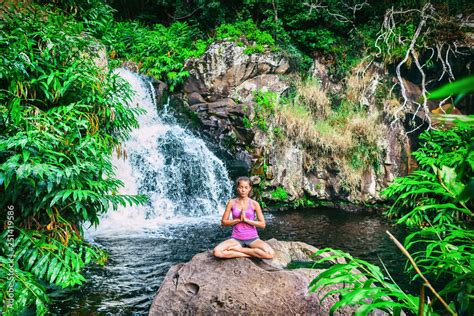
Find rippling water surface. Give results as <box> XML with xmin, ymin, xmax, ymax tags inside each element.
<box><xmin>49</xmin><ymin>208</ymin><xmax>408</xmax><ymax>315</ymax></box>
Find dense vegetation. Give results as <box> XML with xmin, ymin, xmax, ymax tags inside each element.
<box><xmin>1</xmin><ymin>0</ymin><xmax>472</xmax><ymax>314</ymax></box>
<box><xmin>0</xmin><ymin>2</ymin><xmax>147</xmax><ymax>314</ymax></box>
<box><xmin>311</xmin><ymin>121</ymin><xmax>473</xmax><ymax>315</ymax></box>
<box><xmin>107</xmin><ymin>0</ymin><xmax>473</xmax><ymax>79</ymax></box>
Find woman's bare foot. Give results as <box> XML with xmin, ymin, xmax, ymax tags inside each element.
<box><xmin>227</xmin><ymin>245</ymin><xmax>242</xmax><ymax>252</ymax></box>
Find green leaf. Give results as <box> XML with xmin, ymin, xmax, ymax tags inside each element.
<box><xmin>50</xmin><ymin>261</ymin><xmax>63</xmax><ymax>284</ymax></box>
<box><xmin>26</xmin><ymin>250</ymin><xmax>39</xmax><ymax>270</ymax></box>
<box><xmin>47</xmin><ymin>181</ymin><xmax>54</xmax><ymax>193</ymax></box>
<box><xmin>22</xmin><ymin>150</ymin><xmax>31</xmax><ymax>162</ymax></box>
<box><xmin>458</xmin><ymin>178</ymin><xmax>474</xmax><ymax>202</ymax></box>
<box><xmin>47</xmin><ymin>257</ymin><xmax>58</xmax><ymax>281</ymax></box>
<box><xmin>50</xmin><ymin>192</ymin><xmax>63</xmax><ymax>207</ymax></box>
<box><xmin>429</xmin><ymin>76</ymin><xmax>474</xmax><ymax>99</ymax></box>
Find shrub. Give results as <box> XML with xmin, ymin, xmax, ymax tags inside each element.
<box><xmin>0</xmin><ymin>3</ymin><xmax>146</xmax><ymax>314</ymax></box>
<box><xmin>383</xmin><ymin>126</ymin><xmax>473</xmax><ymax>227</ymax></box>
<box><xmin>244</xmin><ymin>90</ymin><xmax>278</xmax><ymax>132</ymax></box>
<box><xmin>102</xmin><ymin>21</ymin><xmax>206</xmax><ymax>90</ymax></box>
<box><xmin>310</xmin><ymin>248</ymin><xmax>422</xmax><ymax>315</ymax></box>
<box><xmin>215</xmin><ymin>20</ymin><xmax>276</xmax><ymax>54</ymax></box>
<box><xmin>271</xmin><ymin>186</ymin><xmax>288</xmax><ymax>201</ymax></box>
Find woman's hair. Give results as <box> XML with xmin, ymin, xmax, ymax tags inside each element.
<box><xmin>235</xmin><ymin>176</ymin><xmax>252</xmax><ymax>187</ymax></box>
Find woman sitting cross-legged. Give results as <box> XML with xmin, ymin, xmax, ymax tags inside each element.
<box><xmin>213</xmin><ymin>176</ymin><xmax>275</xmax><ymax>260</ymax></box>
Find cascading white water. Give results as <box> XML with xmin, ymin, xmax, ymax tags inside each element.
<box><xmin>86</xmin><ymin>69</ymin><xmax>232</xmax><ymax>236</ymax></box>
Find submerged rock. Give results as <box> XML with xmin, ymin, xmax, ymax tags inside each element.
<box><xmin>148</xmin><ymin>239</ymin><xmax>381</xmax><ymax>315</ymax></box>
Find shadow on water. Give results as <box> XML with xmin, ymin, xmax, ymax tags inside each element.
<box><xmin>49</xmin><ymin>207</ymin><xmax>416</xmax><ymax>315</ymax></box>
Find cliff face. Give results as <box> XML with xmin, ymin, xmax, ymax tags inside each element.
<box><xmin>169</xmin><ymin>41</ymin><xmax>424</xmax><ymax>205</ymax></box>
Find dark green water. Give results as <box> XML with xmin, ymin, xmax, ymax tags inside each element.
<box><xmin>48</xmin><ymin>208</ymin><xmax>411</xmax><ymax>315</ymax></box>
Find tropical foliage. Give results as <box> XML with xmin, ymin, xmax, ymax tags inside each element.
<box><xmin>102</xmin><ymin>21</ymin><xmax>207</xmax><ymax>91</ymax></box>
<box><xmin>310</xmin><ymin>248</ymin><xmax>422</xmax><ymax>315</ymax></box>
<box><xmin>309</xmin><ymin>76</ymin><xmax>473</xmax><ymax>315</ymax></box>
<box><xmin>383</xmin><ymin>126</ymin><xmax>473</xmax><ymax>227</ymax></box>
<box><xmin>0</xmin><ymin>2</ymin><xmax>146</xmax><ymax>314</ymax></box>
<box><xmin>404</xmin><ymin>225</ymin><xmax>473</xmax><ymax>315</ymax></box>
<box><xmin>215</xmin><ymin>19</ymin><xmax>276</xmax><ymax>54</ymax></box>
<box><xmin>108</xmin><ymin>0</ymin><xmax>472</xmax><ymax>78</ymax></box>
<box><xmin>1</xmin><ymin>0</ymin><xmax>473</xmax><ymax>314</ymax></box>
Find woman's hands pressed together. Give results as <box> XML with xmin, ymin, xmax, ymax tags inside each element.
<box><xmin>240</xmin><ymin>210</ymin><xmax>247</xmax><ymax>223</ymax></box>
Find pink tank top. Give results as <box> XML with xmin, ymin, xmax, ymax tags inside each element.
<box><xmin>231</xmin><ymin>199</ymin><xmax>259</xmax><ymax>240</ymax></box>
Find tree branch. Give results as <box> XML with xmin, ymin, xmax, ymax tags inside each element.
<box><xmin>386</xmin><ymin>230</ymin><xmax>458</xmax><ymax>316</ymax></box>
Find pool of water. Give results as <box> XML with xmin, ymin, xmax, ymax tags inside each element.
<box><xmin>49</xmin><ymin>208</ymin><xmax>410</xmax><ymax>315</ymax></box>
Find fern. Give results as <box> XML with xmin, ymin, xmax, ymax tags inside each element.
<box><xmin>0</xmin><ymin>256</ymin><xmax>49</xmax><ymax>316</ymax></box>
<box><xmin>0</xmin><ymin>227</ymin><xmax>106</xmax><ymax>315</ymax></box>
<box><xmin>404</xmin><ymin>225</ymin><xmax>474</xmax><ymax>314</ymax></box>
<box><xmin>309</xmin><ymin>248</ymin><xmax>423</xmax><ymax>315</ymax></box>
<box><xmin>0</xmin><ymin>3</ymin><xmax>147</xmax><ymax>313</ymax></box>
<box><xmin>383</xmin><ymin>126</ymin><xmax>473</xmax><ymax>227</ymax></box>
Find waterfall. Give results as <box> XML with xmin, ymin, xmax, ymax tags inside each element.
<box><xmin>86</xmin><ymin>69</ymin><xmax>232</xmax><ymax>236</ymax></box>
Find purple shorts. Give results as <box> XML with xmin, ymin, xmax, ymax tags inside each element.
<box><xmin>232</xmin><ymin>237</ymin><xmax>259</xmax><ymax>247</ymax></box>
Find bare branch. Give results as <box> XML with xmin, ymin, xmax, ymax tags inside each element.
<box><xmin>303</xmin><ymin>1</ymin><xmax>327</xmax><ymax>15</ymax></box>
<box><xmin>445</xmin><ymin>45</ymin><xmax>455</xmax><ymax>80</ymax></box>
<box><xmin>342</xmin><ymin>0</ymin><xmax>370</xmax><ymax>18</ymax></box>
<box><xmin>392</xmin><ymin>5</ymin><xmax>432</xmax><ymax>127</ymax></box>
<box><xmin>412</xmin><ymin>51</ymin><xmax>431</xmax><ymax>130</ymax></box>
<box><xmin>303</xmin><ymin>0</ymin><xmax>370</xmax><ymax>23</ymax></box>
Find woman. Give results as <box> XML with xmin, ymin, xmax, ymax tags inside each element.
<box><xmin>213</xmin><ymin>176</ymin><xmax>275</xmax><ymax>259</ymax></box>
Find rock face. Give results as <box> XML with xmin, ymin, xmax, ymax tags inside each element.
<box><xmin>176</xmin><ymin>41</ymin><xmax>291</xmax><ymax>157</ymax></box>
<box><xmin>172</xmin><ymin>41</ymin><xmax>416</xmax><ymax>205</ymax></box>
<box><xmin>149</xmin><ymin>239</ymin><xmax>357</xmax><ymax>315</ymax></box>
<box><xmin>183</xmin><ymin>41</ymin><xmax>290</xmax><ymax>99</ymax></box>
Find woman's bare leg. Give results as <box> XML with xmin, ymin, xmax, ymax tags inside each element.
<box><xmin>213</xmin><ymin>239</ymin><xmax>251</xmax><ymax>259</ymax></box>
<box><xmin>236</xmin><ymin>240</ymin><xmax>275</xmax><ymax>259</ymax></box>
<box><xmin>230</xmin><ymin>247</ymin><xmax>268</xmax><ymax>258</ymax></box>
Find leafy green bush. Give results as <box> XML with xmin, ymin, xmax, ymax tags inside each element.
<box><xmin>244</xmin><ymin>90</ymin><xmax>278</xmax><ymax>132</ymax></box>
<box><xmin>309</xmin><ymin>77</ymin><xmax>474</xmax><ymax>315</ymax></box>
<box><xmin>271</xmin><ymin>186</ymin><xmax>288</xmax><ymax>201</ymax></box>
<box><xmin>215</xmin><ymin>20</ymin><xmax>276</xmax><ymax>54</ymax></box>
<box><xmin>310</xmin><ymin>125</ymin><xmax>473</xmax><ymax>314</ymax></box>
<box><xmin>404</xmin><ymin>225</ymin><xmax>474</xmax><ymax>315</ymax></box>
<box><xmin>0</xmin><ymin>255</ymin><xmax>49</xmax><ymax>315</ymax></box>
<box><xmin>102</xmin><ymin>21</ymin><xmax>207</xmax><ymax>90</ymax></box>
<box><xmin>0</xmin><ymin>228</ymin><xmax>107</xmax><ymax>314</ymax></box>
<box><xmin>37</xmin><ymin>0</ymin><xmax>116</xmax><ymax>39</ymax></box>
<box><xmin>383</xmin><ymin>127</ymin><xmax>473</xmax><ymax>227</ymax></box>
<box><xmin>310</xmin><ymin>227</ymin><xmax>474</xmax><ymax>315</ymax></box>
<box><xmin>0</xmin><ymin>3</ymin><xmax>146</xmax><ymax>314</ymax></box>
<box><xmin>310</xmin><ymin>248</ymin><xmax>423</xmax><ymax>315</ymax></box>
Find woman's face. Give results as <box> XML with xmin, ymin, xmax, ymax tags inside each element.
<box><xmin>237</xmin><ymin>181</ymin><xmax>251</xmax><ymax>198</ymax></box>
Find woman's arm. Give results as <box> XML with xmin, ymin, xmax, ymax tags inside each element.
<box><xmin>243</xmin><ymin>201</ymin><xmax>266</xmax><ymax>229</ymax></box>
<box><xmin>221</xmin><ymin>199</ymin><xmax>241</xmax><ymax>226</ymax></box>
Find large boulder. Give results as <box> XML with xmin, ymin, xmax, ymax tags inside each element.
<box><xmin>183</xmin><ymin>41</ymin><xmax>290</xmax><ymax>99</ymax></box>
<box><xmin>149</xmin><ymin>239</ymin><xmax>375</xmax><ymax>315</ymax></box>
<box><xmin>175</xmin><ymin>41</ymin><xmax>291</xmax><ymax>149</ymax></box>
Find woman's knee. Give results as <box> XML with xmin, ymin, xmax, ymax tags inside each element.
<box><xmin>213</xmin><ymin>247</ymin><xmax>223</xmax><ymax>258</ymax></box>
